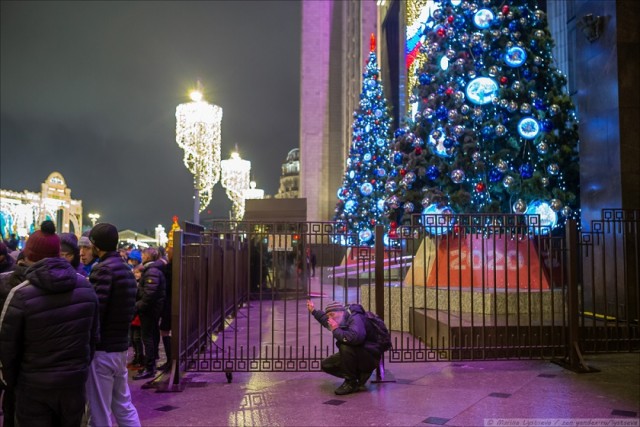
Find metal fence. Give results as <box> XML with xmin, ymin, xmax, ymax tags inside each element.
<box><xmin>163</xmin><ymin>210</ymin><xmax>639</xmax><ymax>388</ymax></box>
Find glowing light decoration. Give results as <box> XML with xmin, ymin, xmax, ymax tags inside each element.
<box><xmin>440</xmin><ymin>56</ymin><xmax>449</xmax><ymax>70</ymax></box>
<box><xmin>473</xmin><ymin>9</ymin><xmax>494</xmax><ymax>29</ymax></box>
<box><xmin>466</xmin><ymin>77</ymin><xmax>498</xmax><ymax>105</ymax></box>
<box><xmin>518</xmin><ymin>117</ymin><xmax>541</xmax><ymax>139</ymax></box>
<box><xmin>504</xmin><ymin>46</ymin><xmax>527</xmax><ymax>67</ymax></box>
<box><xmin>525</xmin><ymin>200</ymin><xmax>558</xmax><ymax>234</ymax></box>
<box><xmin>243</xmin><ymin>180</ymin><xmax>264</xmax><ymax>200</ymax></box>
<box><xmin>221</xmin><ymin>151</ymin><xmax>251</xmax><ymax>221</ymax></box>
<box><xmin>421</xmin><ymin>204</ymin><xmax>455</xmax><ymax>235</ymax></box>
<box><xmin>176</xmin><ymin>85</ymin><xmax>223</xmax><ymax>223</ymax></box>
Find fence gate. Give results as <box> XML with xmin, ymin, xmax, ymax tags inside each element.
<box><xmin>164</xmin><ymin>211</ymin><xmax>638</xmax><ymax>387</ymax></box>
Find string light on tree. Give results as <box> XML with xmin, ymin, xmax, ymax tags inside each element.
<box><xmin>175</xmin><ymin>82</ymin><xmax>223</xmax><ymax>223</ymax></box>
<box><xmin>387</xmin><ymin>0</ymin><xmax>580</xmax><ymax>233</ymax></box>
<box><xmin>221</xmin><ymin>151</ymin><xmax>251</xmax><ymax>221</ymax></box>
<box><xmin>333</xmin><ymin>34</ymin><xmax>393</xmax><ymax>246</ymax></box>
<box><xmin>244</xmin><ymin>180</ymin><xmax>265</xmax><ymax>200</ymax></box>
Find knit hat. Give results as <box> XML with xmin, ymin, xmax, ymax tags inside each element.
<box><xmin>128</xmin><ymin>249</ymin><xmax>142</xmax><ymax>263</ymax></box>
<box><xmin>24</xmin><ymin>220</ymin><xmax>60</xmax><ymax>262</ymax></box>
<box><xmin>324</xmin><ymin>301</ymin><xmax>346</xmax><ymax>314</ymax></box>
<box><xmin>78</xmin><ymin>236</ymin><xmax>92</xmax><ymax>248</ymax></box>
<box><xmin>60</xmin><ymin>232</ymin><xmax>79</xmax><ymax>253</ymax></box>
<box><xmin>89</xmin><ymin>223</ymin><xmax>119</xmax><ymax>252</ymax></box>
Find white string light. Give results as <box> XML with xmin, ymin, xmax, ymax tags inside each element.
<box><xmin>221</xmin><ymin>151</ymin><xmax>251</xmax><ymax>220</ymax></box>
<box><xmin>244</xmin><ymin>180</ymin><xmax>265</xmax><ymax>200</ymax></box>
<box><xmin>175</xmin><ymin>89</ymin><xmax>223</xmax><ymax>213</ymax></box>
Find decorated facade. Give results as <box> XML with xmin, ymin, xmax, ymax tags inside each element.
<box><xmin>0</xmin><ymin>171</ymin><xmax>83</xmax><ymax>240</ymax></box>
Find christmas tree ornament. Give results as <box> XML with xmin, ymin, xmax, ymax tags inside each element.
<box><xmin>451</xmin><ymin>169</ymin><xmax>466</xmax><ymax>183</ymax></box>
<box><xmin>512</xmin><ymin>199</ymin><xmax>527</xmax><ymax>214</ymax></box>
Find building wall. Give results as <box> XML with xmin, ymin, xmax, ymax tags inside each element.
<box><xmin>572</xmin><ymin>0</ymin><xmax>640</xmax><ymax>227</ymax></box>
<box><xmin>300</xmin><ymin>0</ymin><xmax>378</xmax><ymax>222</ymax></box>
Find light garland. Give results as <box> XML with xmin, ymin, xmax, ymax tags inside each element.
<box><xmin>244</xmin><ymin>180</ymin><xmax>265</xmax><ymax>200</ymax></box>
<box><xmin>175</xmin><ymin>90</ymin><xmax>223</xmax><ymax>212</ymax></box>
<box><xmin>221</xmin><ymin>152</ymin><xmax>251</xmax><ymax>220</ymax></box>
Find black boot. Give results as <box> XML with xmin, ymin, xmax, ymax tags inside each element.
<box><xmin>334</xmin><ymin>379</ymin><xmax>359</xmax><ymax>395</ymax></box>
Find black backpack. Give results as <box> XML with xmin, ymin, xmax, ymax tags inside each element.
<box><xmin>348</xmin><ymin>303</ymin><xmax>392</xmax><ymax>353</ymax></box>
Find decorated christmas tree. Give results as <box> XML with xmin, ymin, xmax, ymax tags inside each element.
<box><xmin>334</xmin><ymin>34</ymin><xmax>393</xmax><ymax>246</ymax></box>
<box><xmin>386</xmin><ymin>0</ymin><xmax>580</xmax><ymax>234</ymax></box>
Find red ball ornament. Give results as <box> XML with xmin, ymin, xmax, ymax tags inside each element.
<box><xmin>370</xmin><ymin>219</ymin><xmax>376</xmax><ymax>226</ymax></box>
<box><xmin>390</xmin><ymin>221</ymin><xmax>398</xmax><ymax>229</ymax></box>
<box><xmin>415</xmin><ymin>147</ymin><xmax>422</xmax><ymax>155</ymax></box>
<box><xmin>342</xmin><ymin>189</ymin><xmax>348</xmax><ymax>195</ymax></box>
<box><xmin>475</xmin><ymin>182</ymin><xmax>486</xmax><ymax>192</ymax></box>
<box><xmin>445</xmin><ymin>87</ymin><xmax>454</xmax><ymax>95</ymax></box>
<box><xmin>437</xmin><ymin>27</ymin><xmax>446</xmax><ymax>37</ymax></box>
<box><xmin>500</xmin><ymin>76</ymin><xmax>508</xmax><ymax>85</ymax></box>
<box><xmin>370</xmin><ymin>179</ymin><xmax>376</xmax><ymax>184</ymax></box>
<box><xmin>502</xmin><ymin>5</ymin><xmax>509</xmax><ymax>14</ymax></box>
<box><xmin>400</xmin><ymin>169</ymin><xmax>407</xmax><ymax>176</ymax></box>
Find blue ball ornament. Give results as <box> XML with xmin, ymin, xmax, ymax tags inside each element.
<box><xmin>418</xmin><ymin>73</ymin><xmax>432</xmax><ymax>85</ymax></box>
<box><xmin>519</xmin><ymin>163</ymin><xmax>534</xmax><ymax>179</ymax></box>
<box><xmin>488</xmin><ymin>168</ymin><xmax>503</xmax><ymax>182</ymax></box>
<box><xmin>436</xmin><ymin>105</ymin><xmax>448</xmax><ymax>120</ymax></box>
<box><xmin>426</xmin><ymin>165</ymin><xmax>440</xmax><ymax>180</ymax></box>
<box><xmin>541</xmin><ymin>119</ymin><xmax>554</xmax><ymax>132</ymax></box>
<box><xmin>394</xmin><ymin>128</ymin><xmax>407</xmax><ymax>138</ymax></box>
<box><xmin>393</xmin><ymin>152</ymin><xmax>403</xmax><ymax>165</ymax></box>
<box><xmin>443</xmin><ymin>137</ymin><xmax>455</xmax><ymax>148</ymax></box>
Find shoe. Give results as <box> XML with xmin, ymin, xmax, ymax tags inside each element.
<box><xmin>133</xmin><ymin>370</ymin><xmax>157</xmax><ymax>380</ymax></box>
<box><xmin>334</xmin><ymin>380</ymin><xmax>359</xmax><ymax>395</ymax></box>
<box><xmin>358</xmin><ymin>371</ymin><xmax>373</xmax><ymax>390</ymax></box>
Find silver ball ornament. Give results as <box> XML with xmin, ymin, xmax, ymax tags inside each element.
<box><xmin>503</xmin><ymin>175</ymin><xmax>515</xmax><ymax>188</ymax></box>
<box><xmin>496</xmin><ymin>159</ymin><xmax>508</xmax><ymax>172</ymax></box>
<box><xmin>561</xmin><ymin>206</ymin><xmax>572</xmax><ymax>217</ymax></box>
<box><xmin>547</xmin><ymin>163</ymin><xmax>560</xmax><ymax>175</ymax></box>
<box><xmin>540</xmin><ymin>177</ymin><xmax>550</xmax><ymax>187</ymax></box>
<box><xmin>495</xmin><ymin>124</ymin><xmax>506</xmax><ymax>136</ymax></box>
<box><xmin>549</xmin><ymin>104</ymin><xmax>560</xmax><ymax>116</ymax></box>
<box><xmin>404</xmin><ymin>202</ymin><xmax>415</xmax><ymax>214</ymax></box>
<box><xmin>472</xmin><ymin>151</ymin><xmax>482</xmax><ymax>162</ymax></box>
<box><xmin>451</xmin><ymin>169</ymin><xmax>465</xmax><ymax>184</ymax></box>
<box><xmin>550</xmin><ymin>199</ymin><xmax>563</xmax><ymax>212</ymax></box>
<box><xmin>536</xmin><ymin>142</ymin><xmax>549</xmax><ymax>155</ymax></box>
<box><xmin>520</xmin><ymin>103</ymin><xmax>531</xmax><ymax>114</ymax></box>
<box><xmin>421</xmin><ymin>197</ymin><xmax>432</xmax><ymax>208</ymax></box>
<box><xmin>512</xmin><ymin>199</ymin><xmax>527</xmax><ymax>214</ymax></box>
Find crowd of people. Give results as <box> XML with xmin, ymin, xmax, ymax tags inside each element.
<box><xmin>0</xmin><ymin>221</ymin><xmax>173</xmax><ymax>427</ymax></box>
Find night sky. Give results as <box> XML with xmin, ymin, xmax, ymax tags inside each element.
<box><xmin>1</xmin><ymin>1</ymin><xmax>301</xmax><ymax>234</ymax></box>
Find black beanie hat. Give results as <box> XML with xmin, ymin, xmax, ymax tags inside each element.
<box><xmin>90</xmin><ymin>223</ymin><xmax>119</xmax><ymax>252</ymax></box>
<box><xmin>24</xmin><ymin>220</ymin><xmax>60</xmax><ymax>262</ymax></box>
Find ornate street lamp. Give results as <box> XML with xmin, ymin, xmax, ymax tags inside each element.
<box><xmin>88</xmin><ymin>213</ymin><xmax>100</xmax><ymax>227</ymax></box>
<box><xmin>175</xmin><ymin>84</ymin><xmax>223</xmax><ymax>224</ymax></box>
<box><xmin>221</xmin><ymin>151</ymin><xmax>251</xmax><ymax>221</ymax></box>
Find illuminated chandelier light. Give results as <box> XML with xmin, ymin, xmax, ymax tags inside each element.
<box><xmin>175</xmin><ymin>88</ymin><xmax>223</xmax><ymax>214</ymax></box>
<box><xmin>221</xmin><ymin>151</ymin><xmax>251</xmax><ymax>220</ymax></box>
<box><xmin>244</xmin><ymin>180</ymin><xmax>264</xmax><ymax>200</ymax></box>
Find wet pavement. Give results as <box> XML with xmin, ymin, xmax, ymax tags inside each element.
<box><xmin>127</xmin><ymin>352</ymin><xmax>639</xmax><ymax>427</ymax></box>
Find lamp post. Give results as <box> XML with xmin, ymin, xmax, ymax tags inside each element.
<box><xmin>221</xmin><ymin>151</ymin><xmax>251</xmax><ymax>221</ymax></box>
<box><xmin>175</xmin><ymin>83</ymin><xmax>223</xmax><ymax>224</ymax></box>
<box><xmin>88</xmin><ymin>213</ymin><xmax>100</xmax><ymax>227</ymax></box>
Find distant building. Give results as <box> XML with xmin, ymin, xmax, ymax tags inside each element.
<box><xmin>0</xmin><ymin>171</ymin><xmax>83</xmax><ymax>239</ymax></box>
<box><xmin>275</xmin><ymin>148</ymin><xmax>300</xmax><ymax>199</ymax></box>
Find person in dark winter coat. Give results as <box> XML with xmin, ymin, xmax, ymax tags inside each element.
<box><xmin>0</xmin><ymin>252</ymin><xmax>28</xmax><ymax>427</ymax></box>
<box><xmin>307</xmin><ymin>300</ymin><xmax>380</xmax><ymax>395</ymax></box>
<box><xmin>0</xmin><ymin>220</ymin><xmax>99</xmax><ymax>427</ymax></box>
<box><xmin>86</xmin><ymin>223</ymin><xmax>140</xmax><ymax>427</ymax></box>
<box><xmin>133</xmin><ymin>247</ymin><xmax>166</xmax><ymax>380</ymax></box>
<box><xmin>0</xmin><ymin>241</ymin><xmax>15</xmax><ymax>274</ymax></box>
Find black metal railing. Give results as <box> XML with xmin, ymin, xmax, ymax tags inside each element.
<box><xmin>162</xmin><ymin>210</ymin><xmax>638</xmax><ymax>388</ymax></box>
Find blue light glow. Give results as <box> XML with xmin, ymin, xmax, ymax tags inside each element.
<box><xmin>517</xmin><ymin>117</ymin><xmax>540</xmax><ymax>139</ymax></box>
<box><xmin>465</xmin><ymin>77</ymin><xmax>498</xmax><ymax>105</ymax></box>
<box><xmin>421</xmin><ymin>204</ymin><xmax>455</xmax><ymax>235</ymax></box>
<box><xmin>525</xmin><ymin>200</ymin><xmax>558</xmax><ymax>234</ymax></box>
<box><xmin>473</xmin><ymin>9</ymin><xmax>494</xmax><ymax>29</ymax></box>
<box><xmin>505</xmin><ymin>46</ymin><xmax>527</xmax><ymax>67</ymax></box>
